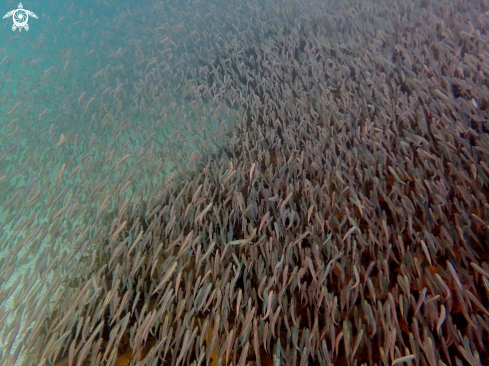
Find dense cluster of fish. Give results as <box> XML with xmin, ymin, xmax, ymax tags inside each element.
<box><xmin>1</xmin><ymin>0</ymin><xmax>489</xmax><ymax>365</ymax></box>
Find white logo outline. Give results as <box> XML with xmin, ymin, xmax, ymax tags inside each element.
<box><xmin>3</xmin><ymin>3</ymin><xmax>38</xmax><ymax>32</ymax></box>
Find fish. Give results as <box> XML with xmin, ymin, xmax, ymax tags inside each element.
<box><xmin>392</xmin><ymin>355</ymin><xmax>416</xmax><ymax>365</ymax></box>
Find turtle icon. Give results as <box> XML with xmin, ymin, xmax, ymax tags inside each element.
<box><xmin>3</xmin><ymin>3</ymin><xmax>38</xmax><ymax>32</ymax></box>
